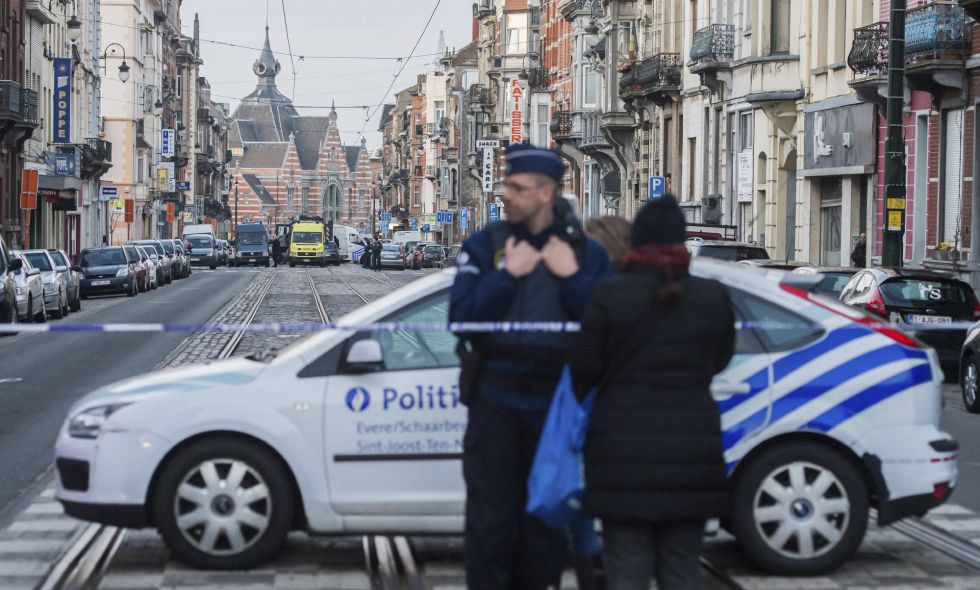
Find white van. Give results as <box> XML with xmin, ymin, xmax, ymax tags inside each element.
<box><xmin>333</xmin><ymin>225</ymin><xmax>368</xmax><ymax>262</ymax></box>
<box><xmin>392</xmin><ymin>231</ymin><xmax>421</xmax><ymax>247</ymax></box>
<box><xmin>181</xmin><ymin>224</ymin><xmax>216</xmax><ymax>240</ymax></box>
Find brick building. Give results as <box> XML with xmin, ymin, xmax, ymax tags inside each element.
<box><xmin>228</xmin><ymin>28</ymin><xmax>377</xmax><ymax>234</ymax></box>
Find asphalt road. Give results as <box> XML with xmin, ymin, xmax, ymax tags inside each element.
<box><xmin>0</xmin><ymin>268</ymin><xmax>257</xmax><ymax>516</ymax></box>
<box><xmin>941</xmin><ymin>383</ymin><xmax>980</xmax><ymax>513</ymax></box>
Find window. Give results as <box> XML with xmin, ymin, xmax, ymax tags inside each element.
<box><xmin>176</xmin><ymin>73</ymin><xmax>183</xmax><ymax>98</ymax></box>
<box><xmin>505</xmin><ymin>14</ymin><xmax>527</xmax><ymax>55</ymax></box>
<box><xmin>688</xmin><ymin>138</ymin><xmax>697</xmax><ymax>201</ymax></box>
<box><xmin>287</xmin><ymin>185</ymin><xmax>295</xmax><ymax>211</ymax></box>
<box><xmin>137</xmin><ymin>155</ymin><xmax>145</xmax><ymax>183</ymax></box>
<box><xmin>663</xmin><ymin>118</ymin><xmax>673</xmax><ymax>176</ymax></box>
<box><xmin>942</xmin><ymin>108</ymin><xmax>965</xmax><ymax>244</ymax></box>
<box><xmin>770</xmin><ymin>0</ymin><xmax>791</xmax><ymax>54</ymax></box>
<box><xmin>301</xmin><ymin>186</ymin><xmax>310</xmax><ymax>213</ymax></box>
<box><xmin>535</xmin><ymin>103</ymin><xmax>550</xmax><ymax>147</ymax></box>
<box><xmin>729</xmin><ymin>289</ymin><xmax>825</xmax><ymax>352</ymax></box>
<box><xmin>725</xmin><ymin>288</ymin><xmax>768</xmax><ymax>355</ymax></box>
<box><xmin>739</xmin><ymin>112</ymin><xmax>754</xmax><ymax>151</ymax></box>
<box><xmin>371</xmin><ymin>291</ymin><xmax>458</xmax><ymax>371</ymax></box>
<box><xmin>583</xmin><ymin>65</ymin><xmax>598</xmax><ymax>107</ymax></box>
<box><xmin>435</xmin><ymin>101</ymin><xmax>445</xmax><ymax>123</ymax></box>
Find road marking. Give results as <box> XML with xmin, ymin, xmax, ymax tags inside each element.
<box><xmin>0</xmin><ymin>378</ymin><xmax>23</xmax><ymax>384</ymax></box>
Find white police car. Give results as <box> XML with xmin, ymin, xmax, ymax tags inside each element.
<box><xmin>54</xmin><ymin>260</ymin><xmax>958</xmax><ymax>575</ymax></box>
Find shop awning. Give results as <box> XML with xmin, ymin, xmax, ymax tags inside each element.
<box><xmin>39</xmin><ymin>174</ymin><xmax>82</xmax><ymax>192</ymax></box>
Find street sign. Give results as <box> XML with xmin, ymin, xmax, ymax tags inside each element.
<box><xmin>99</xmin><ymin>186</ymin><xmax>118</xmax><ymax>202</ymax></box>
<box><xmin>459</xmin><ymin>208</ymin><xmax>469</xmax><ymax>230</ymax></box>
<box><xmin>162</xmin><ymin>129</ymin><xmax>176</xmax><ymax>158</ymax></box>
<box><xmin>176</xmin><ymin>181</ymin><xmax>191</xmax><ymax>191</ymax></box>
<box><xmin>124</xmin><ymin>199</ymin><xmax>135</xmax><ymax>223</ymax></box>
<box><xmin>488</xmin><ymin>202</ymin><xmax>500</xmax><ymax>223</ymax></box>
<box><xmin>379</xmin><ymin>212</ymin><xmax>392</xmax><ymax>223</ymax></box>
<box><xmin>511</xmin><ymin>80</ymin><xmax>524</xmax><ymax>144</ymax></box>
<box><xmin>648</xmin><ymin>176</ymin><xmax>666</xmax><ymax>199</ymax></box>
<box><xmin>410</xmin><ymin>218</ymin><xmax>418</xmax><ymax>232</ymax></box>
<box><xmin>422</xmin><ymin>224</ymin><xmax>431</xmax><ymax>233</ymax></box>
<box><xmin>476</xmin><ymin>139</ymin><xmax>500</xmax><ymax>149</ymax></box>
<box><xmin>436</xmin><ymin>211</ymin><xmax>454</xmax><ymax>224</ymax></box>
<box><xmin>482</xmin><ymin>148</ymin><xmax>495</xmax><ymax>193</ymax></box>
<box><xmin>109</xmin><ymin>199</ymin><xmax>125</xmax><ymax>212</ymax></box>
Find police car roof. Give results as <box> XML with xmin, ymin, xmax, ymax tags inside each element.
<box><xmin>865</xmin><ymin>267</ymin><xmax>958</xmax><ymax>280</ymax></box>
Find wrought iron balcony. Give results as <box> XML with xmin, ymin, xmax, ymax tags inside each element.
<box><xmin>550</xmin><ymin>111</ymin><xmax>573</xmax><ymax>141</ymax></box>
<box><xmin>19</xmin><ymin>88</ymin><xmax>39</xmax><ymax>127</ymax></box>
<box><xmin>620</xmin><ymin>54</ymin><xmax>682</xmax><ymax>104</ymax></box>
<box><xmin>579</xmin><ymin>111</ymin><xmax>607</xmax><ymax>149</ymax></box>
<box><xmin>0</xmin><ymin>81</ymin><xmax>22</xmax><ymax>121</ymax></box>
<box><xmin>690</xmin><ymin>24</ymin><xmax>735</xmax><ymax>66</ymax></box>
<box><xmin>528</xmin><ymin>68</ymin><xmax>550</xmax><ymax>91</ymax></box>
<box><xmin>467</xmin><ymin>84</ymin><xmax>494</xmax><ymax>106</ymax></box>
<box><xmin>848</xmin><ymin>21</ymin><xmax>889</xmax><ymax>77</ymax></box>
<box><xmin>906</xmin><ymin>1</ymin><xmax>968</xmax><ymax>60</ymax></box>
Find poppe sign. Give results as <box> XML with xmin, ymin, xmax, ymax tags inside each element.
<box><xmin>53</xmin><ymin>59</ymin><xmax>72</xmax><ymax>144</ymax></box>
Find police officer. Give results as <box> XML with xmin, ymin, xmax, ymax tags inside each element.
<box><xmin>450</xmin><ymin>144</ymin><xmax>612</xmax><ymax>590</ymax></box>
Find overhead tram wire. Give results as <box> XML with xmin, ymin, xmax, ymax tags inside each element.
<box><xmin>355</xmin><ymin>0</ymin><xmax>444</xmax><ymax>141</ymax></box>
<box><xmin>281</xmin><ymin>0</ymin><xmax>300</xmax><ymax>100</ymax></box>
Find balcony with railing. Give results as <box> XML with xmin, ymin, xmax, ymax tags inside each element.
<box><xmin>906</xmin><ymin>2</ymin><xmax>969</xmax><ymax>92</ymax></box>
<box><xmin>20</xmin><ymin>88</ymin><xmax>39</xmax><ymax>127</ymax></box>
<box><xmin>0</xmin><ymin>81</ymin><xmax>22</xmax><ymax>121</ymax></box>
<box><xmin>527</xmin><ymin>68</ymin><xmax>550</xmax><ymax>92</ymax></box>
<box><xmin>579</xmin><ymin>111</ymin><xmax>608</xmax><ymax>150</ymax></box>
<box><xmin>847</xmin><ymin>21</ymin><xmax>889</xmax><ymax>78</ymax></box>
<box><xmin>690</xmin><ymin>24</ymin><xmax>735</xmax><ymax>67</ymax></box>
<box><xmin>620</xmin><ymin>54</ymin><xmax>682</xmax><ymax>106</ymax></box>
<box><xmin>551</xmin><ymin>111</ymin><xmax>574</xmax><ymax>141</ymax></box>
<box><xmin>467</xmin><ymin>84</ymin><xmax>494</xmax><ymax>107</ymax></box>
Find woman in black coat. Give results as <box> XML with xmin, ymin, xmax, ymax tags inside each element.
<box><xmin>569</xmin><ymin>196</ymin><xmax>735</xmax><ymax>590</ymax></box>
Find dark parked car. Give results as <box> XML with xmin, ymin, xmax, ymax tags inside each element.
<box><xmin>184</xmin><ymin>234</ymin><xmax>219</xmax><ymax>269</ymax></box>
<box><xmin>686</xmin><ymin>238</ymin><xmax>769</xmax><ymax>262</ymax></box>
<box><xmin>422</xmin><ymin>244</ymin><xmax>447</xmax><ymax>269</ymax></box>
<box><xmin>324</xmin><ymin>241</ymin><xmax>341</xmax><ymax>266</ymax></box>
<box><xmin>78</xmin><ymin>247</ymin><xmax>140</xmax><ymax>298</ymax></box>
<box><xmin>408</xmin><ymin>243</ymin><xmax>432</xmax><ymax>270</ymax></box>
<box><xmin>0</xmin><ymin>236</ymin><xmax>23</xmax><ymax>331</ymax></box>
<box><xmin>159</xmin><ymin>239</ymin><xmax>188</xmax><ymax>279</ymax></box>
<box><xmin>133</xmin><ymin>240</ymin><xmax>173</xmax><ymax>284</ymax></box>
<box><xmin>791</xmin><ymin>266</ymin><xmax>861</xmax><ymax>299</ymax></box>
<box><xmin>840</xmin><ymin>268</ymin><xmax>979</xmax><ymax>373</ymax></box>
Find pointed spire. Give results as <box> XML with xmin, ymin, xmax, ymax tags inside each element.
<box><xmin>253</xmin><ymin>26</ymin><xmax>280</xmax><ymax>83</ymax></box>
<box><xmin>330</xmin><ymin>100</ymin><xmax>338</xmax><ymax>121</ymax></box>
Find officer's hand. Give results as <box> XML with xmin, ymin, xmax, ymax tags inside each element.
<box><xmin>503</xmin><ymin>236</ymin><xmax>541</xmax><ymax>279</ymax></box>
<box><xmin>541</xmin><ymin>236</ymin><xmax>579</xmax><ymax>279</ymax></box>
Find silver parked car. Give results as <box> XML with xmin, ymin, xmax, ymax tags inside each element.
<box><xmin>133</xmin><ymin>240</ymin><xmax>172</xmax><ymax>284</ymax></box>
<box><xmin>135</xmin><ymin>246</ymin><xmax>159</xmax><ymax>290</ymax></box>
<box><xmin>48</xmin><ymin>249</ymin><xmax>81</xmax><ymax>312</ymax></box>
<box><xmin>9</xmin><ymin>252</ymin><xmax>46</xmax><ymax>323</ymax></box>
<box><xmin>21</xmin><ymin>249</ymin><xmax>69</xmax><ymax>319</ymax></box>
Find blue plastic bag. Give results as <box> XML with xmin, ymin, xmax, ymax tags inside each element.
<box><xmin>526</xmin><ymin>366</ymin><xmax>598</xmax><ymax>529</ymax></box>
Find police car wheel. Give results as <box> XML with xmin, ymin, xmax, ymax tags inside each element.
<box><xmin>961</xmin><ymin>356</ymin><xmax>980</xmax><ymax>413</ymax></box>
<box><xmin>731</xmin><ymin>443</ymin><xmax>869</xmax><ymax>576</ymax></box>
<box><xmin>153</xmin><ymin>437</ymin><xmax>295</xmax><ymax>570</ymax></box>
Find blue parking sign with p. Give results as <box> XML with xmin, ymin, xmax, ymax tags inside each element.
<box><xmin>648</xmin><ymin>176</ymin><xmax>666</xmax><ymax>199</ymax></box>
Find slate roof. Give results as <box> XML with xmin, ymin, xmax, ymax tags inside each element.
<box><xmin>241</xmin><ymin>173</ymin><xmax>278</xmax><ymax>205</ymax></box>
<box><xmin>453</xmin><ymin>41</ymin><xmax>479</xmax><ymax>66</ymax></box>
<box><xmin>238</xmin><ymin>143</ymin><xmax>288</xmax><ymax>169</ymax></box>
<box><xmin>345</xmin><ymin>146</ymin><xmax>362</xmax><ymax>173</ymax></box>
<box><xmin>291</xmin><ymin>117</ymin><xmax>332</xmax><ymax>170</ymax></box>
<box><xmin>378</xmin><ymin>104</ymin><xmax>396</xmax><ymax>131</ymax></box>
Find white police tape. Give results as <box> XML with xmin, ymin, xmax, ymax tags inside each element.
<box><xmin>3</xmin><ymin>320</ymin><xmax>977</xmax><ymax>334</ymax></box>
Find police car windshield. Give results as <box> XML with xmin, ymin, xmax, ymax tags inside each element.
<box><xmin>879</xmin><ymin>279</ymin><xmax>973</xmax><ymax>307</ymax></box>
<box><xmin>294</xmin><ymin>232</ymin><xmax>322</xmax><ymax>244</ymax></box>
<box><xmin>238</xmin><ymin>232</ymin><xmax>266</xmax><ymax>246</ymax></box>
<box><xmin>697</xmin><ymin>245</ymin><xmax>769</xmax><ymax>262</ymax></box>
<box><xmin>82</xmin><ymin>249</ymin><xmax>126</xmax><ymax>267</ymax></box>
<box><xmin>25</xmin><ymin>253</ymin><xmax>52</xmax><ymax>272</ymax></box>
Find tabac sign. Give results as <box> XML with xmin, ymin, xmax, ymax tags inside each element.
<box><xmin>53</xmin><ymin>59</ymin><xmax>73</xmax><ymax>144</ymax></box>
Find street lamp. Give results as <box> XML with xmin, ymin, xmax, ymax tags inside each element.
<box><xmin>102</xmin><ymin>43</ymin><xmax>131</xmax><ymax>83</ymax></box>
<box><xmin>67</xmin><ymin>15</ymin><xmax>83</xmax><ymax>43</ymax></box>
<box><xmin>518</xmin><ymin>51</ymin><xmax>540</xmax><ymax>80</ymax></box>
<box><xmin>143</xmin><ymin>84</ymin><xmax>165</xmax><ymax>113</ymax></box>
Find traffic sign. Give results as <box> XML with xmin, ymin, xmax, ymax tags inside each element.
<box><xmin>648</xmin><ymin>176</ymin><xmax>666</xmax><ymax>199</ymax></box>
<box><xmin>476</xmin><ymin>140</ymin><xmax>499</xmax><ymax>149</ymax></box>
<box><xmin>176</xmin><ymin>181</ymin><xmax>191</xmax><ymax>191</ymax></box>
<box><xmin>459</xmin><ymin>209</ymin><xmax>469</xmax><ymax>230</ymax></box>
<box><xmin>488</xmin><ymin>202</ymin><xmax>500</xmax><ymax>223</ymax></box>
<box><xmin>99</xmin><ymin>186</ymin><xmax>118</xmax><ymax>202</ymax></box>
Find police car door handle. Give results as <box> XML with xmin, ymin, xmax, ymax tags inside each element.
<box><xmin>711</xmin><ymin>381</ymin><xmax>751</xmax><ymax>400</ymax></box>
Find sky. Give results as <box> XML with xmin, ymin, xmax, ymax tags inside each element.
<box><xmin>180</xmin><ymin>0</ymin><xmax>475</xmax><ymax>153</ymax></box>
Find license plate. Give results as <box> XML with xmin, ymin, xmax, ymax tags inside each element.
<box><xmin>191</xmin><ymin>258</ymin><xmax>200</xmax><ymax>263</ymax></box>
<box><xmin>909</xmin><ymin>315</ymin><xmax>952</xmax><ymax>325</ymax></box>
<box><xmin>92</xmin><ymin>280</ymin><xmax>110</xmax><ymax>286</ymax></box>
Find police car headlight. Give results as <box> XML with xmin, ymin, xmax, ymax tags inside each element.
<box><xmin>115</xmin><ymin>268</ymin><xmax>130</xmax><ymax>278</ymax></box>
<box><xmin>68</xmin><ymin>404</ymin><xmax>132</xmax><ymax>439</ymax></box>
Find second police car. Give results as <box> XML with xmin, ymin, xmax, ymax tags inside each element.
<box><xmin>53</xmin><ymin>260</ymin><xmax>958</xmax><ymax>575</ymax></box>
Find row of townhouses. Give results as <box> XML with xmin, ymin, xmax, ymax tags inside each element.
<box><xmin>378</xmin><ymin>0</ymin><xmax>980</xmax><ymax>287</ymax></box>
<box><xmin>2</xmin><ymin>0</ymin><xmax>232</xmax><ymax>260</ymax></box>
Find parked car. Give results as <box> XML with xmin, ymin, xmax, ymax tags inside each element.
<box><xmin>445</xmin><ymin>244</ymin><xmax>462</xmax><ymax>267</ymax></box>
<box><xmin>9</xmin><ymin>251</ymin><xmax>45</xmax><ymax>323</ymax></box>
<box><xmin>158</xmin><ymin>240</ymin><xmax>186</xmax><ymax>279</ymax></box>
<box><xmin>686</xmin><ymin>238</ymin><xmax>769</xmax><ymax>262</ymax></box>
<box><xmin>78</xmin><ymin>247</ymin><xmax>140</xmax><ymax>298</ymax></box>
<box><xmin>21</xmin><ymin>249</ymin><xmax>70</xmax><ymax>318</ymax></box>
<box><xmin>123</xmin><ymin>245</ymin><xmax>150</xmax><ymax>293</ymax></box>
<box><xmin>738</xmin><ymin>260</ymin><xmax>814</xmax><ymax>271</ymax></box>
<box><xmin>135</xmin><ymin>246</ymin><xmax>159</xmax><ymax>290</ymax></box>
<box><xmin>408</xmin><ymin>243</ymin><xmax>430</xmax><ymax>270</ymax></box>
<box><xmin>323</xmin><ymin>241</ymin><xmax>341</xmax><ymax>266</ymax></box>
<box><xmin>791</xmin><ymin>266</ymin><xmax>861</xmax><ymax>299</ymax></box>
<box><xmin>132</xmin><ymin>240</ymin><xmax>173</xmax><ymax>287</ymax></box>
<box><xmin>55</xmin><ymin>262</ymin><xmax>957</xmax><ymax>575</ymax></box>
<box><xmin>0</xmin><ymin>236</ymin><xmax>23</xmax><ymax>331</ymax></box>
<box><xmin>171</xmin><ymin>240</ymin><xmax>192</xmax><ymax>278</ymax></box>
<box><xmin>379</xmin><ymin>244</ymin><xmax>406</xmax><ymax>270</ymax></box>
<box><xmin>48</xmin><ymin>249</ymin><xmax>82</xmax><ymax>312</ymax></box>
<box><xmin>839</xmin><ymin>268</ymin><xmax>979</xmax><ymax>373</ymax></box>
<box><xmin>138</xmin><ymin>244</ymin><xmax>166</xmax><ymax>289</ymax></box>
<box><xmin>421</xmin><ymin>244</ymin><xmax>447</xmax><ymax>269</ymax></box>
<box><xmin>184</xmin><ymin>234</ymin><xmax>219</xmax><ymax>270</ymax></box>
<box><xmin>216</xmin><ymin>240</ymin><xmax>229</xmax><ymax>266</ymax></box>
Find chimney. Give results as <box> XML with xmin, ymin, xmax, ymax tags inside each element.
<box><xmin>473</xmin><ymin>18</ymin><xmax>479</xmax><ymax>41</ymax></box>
